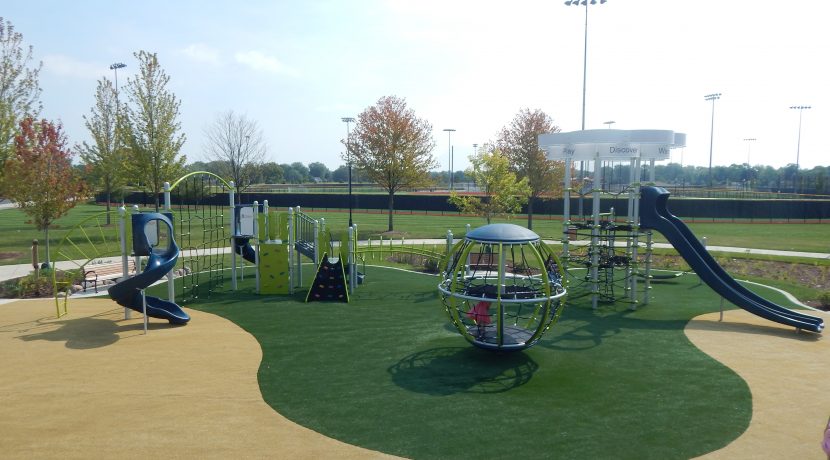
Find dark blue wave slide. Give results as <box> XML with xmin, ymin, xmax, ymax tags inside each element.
<box><xmin>640</xmin><ymin>186</ymin><xmax>823</xmax><ymax>333</ymax></box>
<box><xmin>108</xmin><ymin>213</ymin><xmax>190</xmax><ymax>325</ymax></box>
<box><xmin>234</xmin><ymin>237</ymin><xmax>257</xmax><ymax>264</ymax></box>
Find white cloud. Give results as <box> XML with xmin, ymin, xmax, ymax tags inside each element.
<box><xmin>181</xmin><ymin>43</ymin><xmax>221</xmax><ymax>65</ymax></box>
<box><xmin>42</xmin><ymin>55</ymin><xmax>104</xmax><ymax>79</ymax></box>
<box><xmin>234</xmin><ymin>50</ymin><xmax>299</xmax><ymax>77</ymax></box>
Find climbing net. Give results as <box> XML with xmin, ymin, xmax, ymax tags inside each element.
<box><xmin>170</xmin><ymin>173</ymin><xmax>230</xmax><ymax>303</ymax></box>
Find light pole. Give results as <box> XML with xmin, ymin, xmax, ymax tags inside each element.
<box><xmin>565</xmin><ymin>0</ymin><xmax>608</xmax><ymax>199</ymax></box>
<box><xmin>443</xmin><ymin>128</ymin><xmax>456</xmax><ymax>190</ymax></box>
<box><xmin>342</xmin><ymin>117</ymin><xmax>355</xmax><ymax>227</ymax></box>
<box><xmin>790</xmin><ymin>105</ymin><xmax>810</xmax><ymax>194</ymax></box>
<box><xmin>743</xmin><ymin>138</ymin><xmax>756</xmax><ymax>191</ymax></box>
<box><xmin>110</xmin><ymin>62</ymin><xmax>126</xmax><ymax>98</ymax></box>
<box><xmin>564</xmin><ymin>0</ymin><xmax>608</xmax><ymax>131</ymax></box>
<box><xmin>604</xmin><ymin>120</ymin><xmax>615</xmax><ymax>129</ymax></box>
<box><xmin>704</xmin><ymin>93</ymin><xmax>721</xmax><ymax>188</ymax></box>
<box><xmin>107</xmin><ymin>62</ymin><xmax>126</xmax><ymax>223</ymax></box>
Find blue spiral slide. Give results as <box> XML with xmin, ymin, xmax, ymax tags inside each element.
<box><xmin>639</xmin><ymin>186</ymin><xmax>822</xmax><ymax>333</ymax></box>
<box><xmin>108</xmin><ymin>213</ymin><xmax>190</xmax><ymax>325</ymax></box>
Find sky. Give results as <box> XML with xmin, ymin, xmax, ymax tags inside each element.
<box><xmin>5</xmin><ymin>0</ymin><xmax>829</xmax><ymax>174</ymax></box>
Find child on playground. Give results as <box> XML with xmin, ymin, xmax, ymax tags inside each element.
<box><xmin>467</xmin><ymin>300</ymin><xmax>492</xmax><ymax>339</ymax></box>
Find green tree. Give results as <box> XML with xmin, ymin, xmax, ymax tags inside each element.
<box><xmin>259</xmin><ymin>162</ymin><xmax>284</xmax><ymax>183</ymax></box>
<box><xmin>308</xmin><ymin>161</ymin><xmax>330</xmax><ymax>181</ymax></box>
<box><xmin>5</xmin><ymin>118</ymin><xmax>87</xmax><ymax>267</ymax></box>
<box><xmin>121</xmin><ymin>51</ymin><xmax>186</xmax><ymax>210</ymax></box>
<box><xmin>203</xmin><ymin>110</ymin><xmax>266</xmax><ymax>202</ymax></box>
<box><xmin>0</xmin><ymin>17</ymin><xmax>42</xmax><ymax>192</ymax></box>
<box><xmin>78</xmin><ymin>78</ymin><xmax>125</xmax><ymax>223</ymax></box>
<box><xmin>449</xmin><ymin>146</ymin><xmax>530</xmax><ymax>224</ymax></box>
<box><xmin>497</xmin><ymin>108</ymin><xmax>562</xmax><ymax>229</ymax></box>
<box><xmin>347</xmin><ymin>95</ymin><xmax>437</xmax><ymax>231</ymax></box>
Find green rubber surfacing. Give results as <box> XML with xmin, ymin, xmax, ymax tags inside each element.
<box><xmin>179</xmin><ymin>268</ymin><xmax>752</xmax><ymax>459</ymax></box>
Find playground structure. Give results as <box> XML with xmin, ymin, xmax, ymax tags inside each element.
<box><xmin>539</xmin><ymin>129</ymin><xmax>823</xmax><ymax>333</ymax></box>
<box><xmin>438</xmin><ymin>223</ymin><xmax>567</xmax><ymax>351</ymax></box>
<box><xmin>539</xmin><ymin>129</ymin><xmax>686</xmax><ymax>310</ymax></box>
<box><xmin>52</xmin><ymin>170</ymin><xmax>453</xmax><ymax>323</ymax></box>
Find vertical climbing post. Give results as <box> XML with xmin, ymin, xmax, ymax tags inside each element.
<box><xmin>288</xmin><ymin>207</ymin><xmax>295</xmax><ymax>294</ymax></box>
<box><xmin>562</xmin><ymin>156</ymin><xmax>572</xmax><ymax>283</ymax></box>
<box><xmin>230</xmin><ymin>181</ymin><xmax>237</xmax><ymax>290</ymax></box>
<box><xmin>643</xmin><ymin>230</ymin><xmax>653</xmax><ymax>305</ymax></box>
<box><xmin>164</xmin><ymin>181</ymin><xmax>175</xmax><ymax>303</ymax></box>
<box><xmin>590</xmin><ymin>155</ymin><xmax>601</xmax><ymax>310</ymax></box>
<box><xmin>313</xmin><ymin>219</ymin><xmax>320</xmax><ymax>264</ymax></box>
<box><xmin>446</xmin><ymin>229</ymin><xmax>453</xmax><ymax>255</ymax></box>
<box><xmin>263</xmin><ymin>200</ymin><xmax>270</xmax><ymax>242</ymax></box>
<box><xmin>348</xmin><ymin>226</ymin><xmax>355</xmax><ymax>292</ymax></box>
<box><xmin>253</xmin><ymin>201</ymin><xmax>260</xmax><ymax>293</ymax></box>
<box><xmin>630</xmin><ymin>157</ymin><xmax>641</xmax><ymax>308</ymax></box>
<box><xmin>119</xmin><ymin>206</ymin><xmax>130</xmax><ymax>320</ymax></box>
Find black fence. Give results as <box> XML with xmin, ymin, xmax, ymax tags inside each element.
<box><xmin>111</xmin><ymin>191</ymin><xmax>830</xmax><ymax>223</ymax></box>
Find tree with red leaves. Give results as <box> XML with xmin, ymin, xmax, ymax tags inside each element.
<box><xmin>5</xmin><ymin>118</ymin><xmax>88</xmax><ymax>267</ymax></box>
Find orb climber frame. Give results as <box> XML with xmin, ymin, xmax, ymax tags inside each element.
<box><xmin>438</xmin><ymin>224</ymin><xmax>567</xmax><ymax>351</ymax></box>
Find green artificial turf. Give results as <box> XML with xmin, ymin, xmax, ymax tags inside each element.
<box><xmin>171</xmin><ymin>267</ymin><xmax>755</xmax><ymax>459</ymax></box>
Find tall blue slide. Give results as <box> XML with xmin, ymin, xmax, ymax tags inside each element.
<box><xmin>639</xmin><ymin>186</ymin><xmax>823</xmax><ymax>333</ymax></box>
<box><xmin>108</xmin><ymin>213</ymin><xmax>190</xmax><ymax>325</ymax></box>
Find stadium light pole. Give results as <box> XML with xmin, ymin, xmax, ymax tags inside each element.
<box><xmin>743</xmin><ymin>138</ymin><xmax>756</xmax><ymax>191</ymax></box>
<box><xmin>790</xmin><ymin>105</ymin><xmax>810</xmax><ymax>194</ymax></box>
<box><xmin>443</xmin><ymin>128</ymin><xmax>456</xmax><ymax>190</ymax></box>
<box><xmin>565</xmin><ymin>0</ymin><xmax>607</xmax><ymax>214</ymax></box>
<box><xmin>342</xmin><ymin>117</ymin><xmax>355</xmax><ymax>227</ymax></box>
<box><xmin>704</xmin><ymin>93</ymin><xmax>721</xmax><ymax>188</ymax></box>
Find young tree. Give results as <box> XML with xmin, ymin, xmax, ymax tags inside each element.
<box><xmin>347</xmin><ymin>95</ymin><xmax>437</xmax><ymax>231</ymax></box>
<box><xmin>0</xmin><ymin>17</ymin><xmax>42</xmax><ymax>192</ymax></box>
<box><xmin>203</xmin><ymin>110</ymin><xmax>266</xmax><ymax>202</ymax></box>
<box><xmin>121</xmin><ymin>51</ymin><xmax>186</xmax><ymax>210</ymax></box>
<box><xmin>449</xmin><ymin>146</ymin><xmax>530</xmax><ymax>224</ymax></box>
<box><xmin>5</xmin><ymin>118</ymin><xmax>87</xmax><ymax>267</ymax></box>
<box><xmin>78</xmin><ymin>78</ymin><xmax>125</xmax><ymax>223</ymax></box>
<box><xmin>497</xmin><ymin>108</ymin><xmax>563</xmax><ymax>229</ymax></box>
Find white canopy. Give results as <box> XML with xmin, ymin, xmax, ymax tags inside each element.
<box><xmin>538</xmin><ymin>129</ymin><xmax>686</xmax><ymax>161</ymax></box>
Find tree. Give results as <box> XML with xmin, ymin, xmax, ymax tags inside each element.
<box><xmin>121</xmin><ymin>51</ymin><xmax>186</xmax><ymax>210</ymax></box>
<box><xmin>347</xmin><ymin>95</ymin><xmax>437</xmax><ymax>231</ymax></box>
<box><xmin>497</xmin><ymin>108</ymin><xmax>562</xmax><ymax>229</ymax></box>
<box><xmin>0</xmin><ymin>17</ymin><xmax>42</xmax><ymax>192</ymax></box>
<box><xmin>449</xmin><ymin>146</ymin><xmax>530</xmax><ymax>224</ymax></box>
<box><xmin>308</xmin><ymin>161</ymin><xmax>330</xmax><ymax>181</ymax></box>
<box><xmin>259</xmin><ymin>162</ymin><xmax>284</xmax><ymax>183</ymax></box>
<box><xmin>281</xmin><ymin>163</ymin><xmax>307</xmax><ymax>183</ymax></box>
<box><xmin>5</xmin><ymin>118</ymin><xmax>87</xmax><ymax>267</ymax></box>
<box><xmin>78</xmin><ymin>78</ymin><xmax>126</xmax><ymax>223</ymax></box>
<box><xmin>203</xmin><ymin>110</ymin><xmax>266</xmax><ymax>202</ymax></box>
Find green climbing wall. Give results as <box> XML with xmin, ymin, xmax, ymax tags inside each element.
<box><xmin>259</xmin><ymin>242</ymin><xmax>290</xmax><ymax>294</ymax></box>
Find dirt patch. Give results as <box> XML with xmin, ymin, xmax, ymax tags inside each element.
<box><xmin>0</xmin><ymin>252</ymin><xmax>22</xmax><ymax>261</ymax></box>
<box><xmin>651</xmin><ymin>254</ymin><xmax>829</xmax><ymax>303</ymax></box>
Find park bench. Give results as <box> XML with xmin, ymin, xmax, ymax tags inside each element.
<box><xmin>82</xmin><ymin>260</ymin><xmax>137</xmax><ymax>293</ymax></box>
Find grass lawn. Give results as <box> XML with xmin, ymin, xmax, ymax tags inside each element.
<box><xmin>152</xmin><ymin>267</ymin><xmax>761</xmax><ymax>459</ymax></box>
<box><xmin>0</xmin><ymin>202</ymin><xmax>827</xmax><ymax>263</ymax></box>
